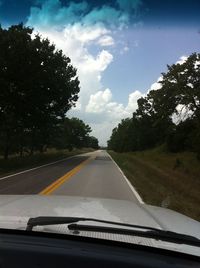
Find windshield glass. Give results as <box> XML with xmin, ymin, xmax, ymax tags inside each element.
<box><xmin>0</xmin><ymin>0</ymin><xmax>200</xmax><ymax>256</ymax></box>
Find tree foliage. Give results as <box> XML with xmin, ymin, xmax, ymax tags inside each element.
<box><xmin>0</xmin><ymin>24</ymin><xmax>99</xmax><ymax>158</ymax></box>
<box><xmin>108</xmin><ymin>53</ymin><xmax>200</xmax><ymax>156</ymax></box>
<box><xmin>55</xmin><ymin>117</ymin><xmax>98</xmax><ymax>150</ymax></box>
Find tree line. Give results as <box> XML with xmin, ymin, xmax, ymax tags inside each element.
<box><xmin>108</xmin><ymin>53</ymin><xmax>200</xmax><ymax>157</ymax></box>
<box><xmin>0</xmin><ymin>24</ymin><xmax>99</xmax><ymax>159</ymax></box>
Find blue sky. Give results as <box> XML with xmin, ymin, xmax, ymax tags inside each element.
<box><xmin>0</xmin><ymin>0</ymin><xmax>200</xmax><ymax>145</ymax></box>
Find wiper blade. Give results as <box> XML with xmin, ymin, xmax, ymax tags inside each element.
<box><xmin>26</xmin><ymin>216</ymin><xmax>159</xmax><ymax>232</ymax></box>
<box><xmin>68</xmin><ymin>224</ymin><xmax>200</xmax><ymax>247</ymax></box>
<box><xmin>26</xmin><ymin>216</ymin><xmax>200</xmax><ymax>247</ymax></box>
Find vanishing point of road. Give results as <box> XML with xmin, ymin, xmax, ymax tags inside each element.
<box><xmin>0</xmin><ymin>151</ymin><xmax>142</xmax><ymax>203</ymax></box>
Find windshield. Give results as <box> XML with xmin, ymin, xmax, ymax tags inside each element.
<box><xmin>0</xmin><ymin>0</ymin><xmax>200</xmax><ymax>256</ymax></box>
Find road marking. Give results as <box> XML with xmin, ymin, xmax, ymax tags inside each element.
<box><xmin>0</xmin><ymin>151</ymin><xmax>96</xmax><ymax>181</ymax></box>
<box><xmin>40</xmin><ymin>157</ymin><xmax>93</xmax><ymax>195</ymax></box>
<box><xmin>107</xmin><ymin>153</ymin><xmax>144</xmax><ymax>204</ymax></box>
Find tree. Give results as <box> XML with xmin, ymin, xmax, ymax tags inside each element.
<box><xmin>108</xmin><ymin>53</ymin><xmax>200</xmax><ymax>155</ymax></box>
<box><xmin>0</xmin><ymin>24</ymin><xmax>80</xmax><ymax>158</ymax></box>
<box><xmin>145</xmin><ymin>53</ymin><xmax>200</xmax><ymax>126</ymax></box>
<box><xmin>166</xmin><ymin>119</ymin><xmax>195</xmax><ymax>152</ymax></box>
<box><xmin>86</xmin><ymin>136</ymin><xmax>99</xmax><ymax>149</ymax></box>
<box><xmin>147</xmin><ymin>53</ymin><xmax>200</xmax><ymax>153</ymax></box>
<box><xmin>58</xmin><ymin>117</ymin><xmax>92</xmax><ymax>150</ymax></box>
<box><xmin>107</xmin><ymin>118</ymin><xmax>134</xmax><ymax>152</ymax></box>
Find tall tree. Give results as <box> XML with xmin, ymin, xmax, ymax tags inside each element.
<box><xmin>86</xmin><ymin>136</ymin><xmax>99</xmax><ymax>149</ymax></box>
<box><xmin>148</xmin><ymin>53</ymin><xmax>200</xmax><ymax>124</ymax></box>
<box><xmin>108</xmin><ymin>53</ymin><xmax>200</xmax><ymax>154</ymax></box>
<box><xmin>0</xmin><ymin>24</ymin><xmax>80</xmax><ymax>158</ymax></box>
<box><xmin>59</xmin><ymin>117</ymin><xmax>92</xmax><ymax>150</ymax></box>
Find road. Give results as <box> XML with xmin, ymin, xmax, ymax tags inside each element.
<box><xmin>0</xmin><ymin>150</ymin><xmax>141</xmax><ymax>202</ymax></box>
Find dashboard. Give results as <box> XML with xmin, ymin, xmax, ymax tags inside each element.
<box><xmin>0</xmin><ymin>229</ymin><xmax>199</xmax><ymax>268</ymax></box>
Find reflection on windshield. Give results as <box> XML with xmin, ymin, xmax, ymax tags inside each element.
<box><xmin>0</xmin><ymin>0</ymin><xmax>199</xmax><ymax>249</ymax></box>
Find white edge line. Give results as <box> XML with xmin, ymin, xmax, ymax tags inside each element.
<box><xmin>107</xmin><ymin>152</ymin><xmax>144</xmax><ymax>204</ymax></box>
<box><xmin>0</xmin><ymin>151</ymin><xmax>93</xmax><ymax>181</ymax></box>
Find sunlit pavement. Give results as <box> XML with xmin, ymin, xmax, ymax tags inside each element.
<box><xmin>0</xmin><ymin>150</ymin><xmax>139</xmax><ymax>202</ymax></box>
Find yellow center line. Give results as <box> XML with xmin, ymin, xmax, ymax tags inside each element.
<box><xmin>39</xmin><ymin>157</ymin><xmax>93</xmax><ymax>195</ymax></box>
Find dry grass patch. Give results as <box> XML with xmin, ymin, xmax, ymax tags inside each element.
<box><xmin>108</xmin><ymin>149</ymin><xmax>200</xmax><ymax>222</ymax></box>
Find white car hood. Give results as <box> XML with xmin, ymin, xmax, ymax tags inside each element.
<box><xmin>0</xmin><ymin>195</ymin><xmax>199</xmax><ymax>256</ymax></box>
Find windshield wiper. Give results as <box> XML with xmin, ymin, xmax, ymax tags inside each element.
<box><xmin>26</xmin><ymin>216</ymin><xmax>159</xmax><ymax>232</ymax></box>
<box><xmin>26</xmin><ymin>216</ymin><xmax>200</xmax><ymax>247</ymax></box>
<box><xmin>68</xmin><ymin>223</ymin><xmax>200</xmax><ymax>247</ymax></box>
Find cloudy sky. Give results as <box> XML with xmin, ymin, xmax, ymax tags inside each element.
<box><xmin>1</xmin><ymin>0</ymin><xmax>200</xmax><ymax>145</ymax></box>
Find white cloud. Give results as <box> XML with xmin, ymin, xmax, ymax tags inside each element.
<box><xmin>30</xmin><ymin>24</ymin><xmax>113</xmax><ymax>111</ymax></box>
<box><xmin>86</xmin><ymin>88</ymin><xmax>143</xmax><ymax>119</ymax></box>
<box><xmin>26</xmin><ymin>0</ymin><xmax>143</xmax><ymax>146</ymax></box>
<box><xmin>85</xmin><ymin>88</ymin><xmax>144</xmax><ymax>144</ymax></box>
<box><xmin>176</xmin><ymin>55</ymin><xmax>188</xmax><ymax>65</ymax></box>
<box><xmin>80</xmin><ymin>50</ymin><xmax>113</xmax><ymax>72</ymax></box>
<box><xmin>67</xmin><ymin>24</ymin><xmax>110</xmax><ymax>44</ymax></box>
<box><xmin>148</xmin><ymin>76</ymin><xmax>163</xmax><ymax>92</ymax></box>
<box><xmin>86</xmin><ymin>88</ymin><xmax>112</xmax><ymax>113</ymax></box>
<box><xmin>97</xmin><ymin>35</ymin><xmax>115</xmax><ymax>46</ymax></box>
<box><xmin>126</xmin><ymin>90</ymin><xmax>144</xmax><ymax>112</ymax></box>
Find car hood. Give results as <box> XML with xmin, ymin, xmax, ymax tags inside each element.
<box><xmin>0</xmin><ymin>195</ymin><xmax>199</xmax><ymax>256</ymax></box>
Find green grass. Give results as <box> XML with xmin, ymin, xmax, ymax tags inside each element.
<box><xmin>0</xmin><ymin>148</ymin><xmax>94</xmax><ymax>177</ymax></box>
<box><xmin>108</xmin><ymin>149</ymin><xmax>200</xmax><ymax>222</ymax></box>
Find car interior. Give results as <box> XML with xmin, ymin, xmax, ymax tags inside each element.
<box><xmin>0</xmin><ymin>229</ymin><xmax>199</xmax><ymax>268</ymax></box>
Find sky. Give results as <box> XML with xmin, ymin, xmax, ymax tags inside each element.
<box><xmin>0</xmin><ymin>0</ymin><xmax>200</xmax><ymax>145</ymax></box>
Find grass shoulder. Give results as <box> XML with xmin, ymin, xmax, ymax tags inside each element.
<box><xmin>108</xmin><ymin>148</ymin><xmax>200</xmax><ymax>221</ymax></box>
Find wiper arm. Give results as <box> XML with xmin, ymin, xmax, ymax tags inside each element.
<box><xmin>26</xmin><ymin>216</ymin><xmax>200</xmax><ymax>247</ymax></box>
<box><xmin>26</xmin><ymin>216</ymin><xmax>159</xmax><ymax>232</ymax></box>
<box><xmin>68</xmin><ymin>223</ymin><xmax>200</xmax><ymax>247</ymax></box>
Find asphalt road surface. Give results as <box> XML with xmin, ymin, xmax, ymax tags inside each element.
<box><xmin>0</xmin><ymin>151</ymin><xmax>140</xmax><ymax>202</ymax></box>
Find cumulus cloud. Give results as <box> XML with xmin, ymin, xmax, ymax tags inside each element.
<box><xmin>81</xmin><ymin>50</ymin><xmax>113</xmax><ymax>72</ymax></box>
<box><xmin>86</xmin><ymin>89</ymin><xmax>112</xmax><ymax>113</ymax></box>
<box><xmin>86</xmin><ymin>88</ymin><xmax>143</xmax><ymax>120</ymax></box>
<box><xmin>148</xmin><ymin>76</ymin><xmax>163</xmax><ymax>92</ymax></box>
<box><xmin>126</xmin><ymin>90</ymin><xmax>144</xmax><ymax>112</ymax></box>
<box><xmin>85</xmin><ymin>88</ymin><xmax>144</xmax><ymax>144</ymax></box>
<box><xmin>28</xmin><ymin>23</ymin><xmax>113</xmax><ymax>110</ymax></box>
<box><xmin>26</xmin><ymin>0</ymin><xmax>143</xmax><ymax>145</ymax></box>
